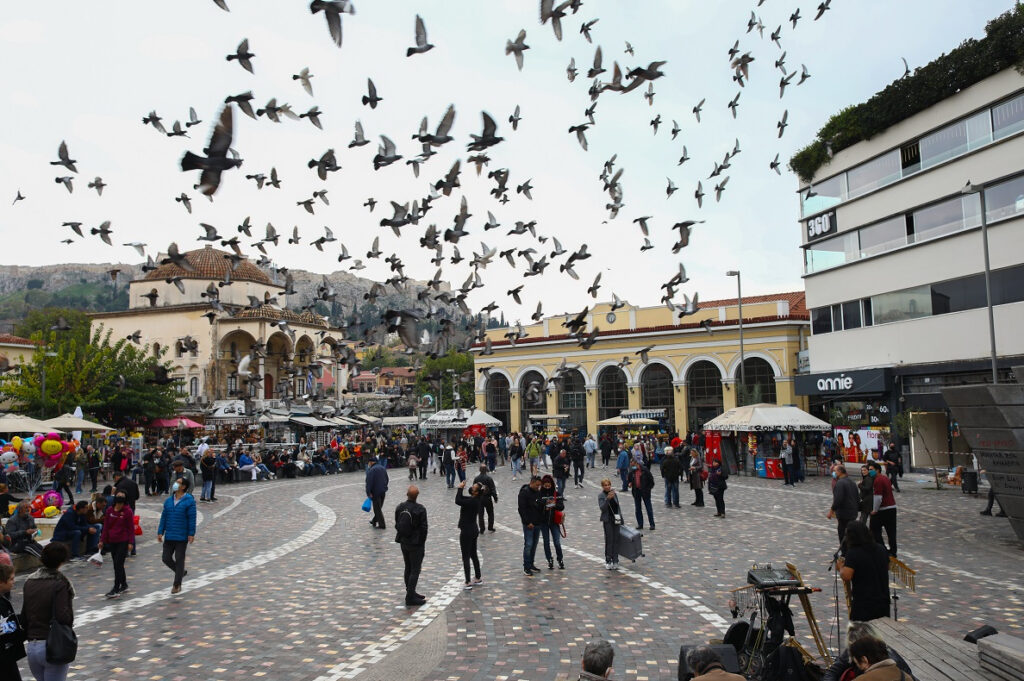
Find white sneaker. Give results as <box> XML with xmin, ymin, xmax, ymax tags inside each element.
<box><xmin>605</xmin><ymin>561</ymin><xmax>613</xmax><ymax>570</ymax></box>
<box><xmin>463</xmin><ymin>583</ymin><xmax>473</xmax><ymax>590</ymax></box>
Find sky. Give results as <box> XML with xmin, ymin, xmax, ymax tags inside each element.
<box><xmin>0</xmin><ymin>0</ymin><xmax>1015</xmax><ymax>324</ymax></box>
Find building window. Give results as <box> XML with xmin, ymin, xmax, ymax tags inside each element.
<box><xmin>558</xmin><ymin>369</ymin><xmax>587</xmax><ymax>432</ymax></box>
<box><xmin>811</xmin><ymin>307</ymin><xmax>832</xmax><ymax>335</ymax></box>
<box><xmin>485</xmin><ymin>374</ymin><xmax>511</xmax><ymax>431</ymax></box>
<box><xmin>738</xmin><ymin>358</ymin><xmax>777</xmax><ymax>406</ymax></box>
<box><xmin>859</xmin><ymin>215</ymin><xmax>908</xmax><ymax>258</ymax></box>
<box><xmin>841</xmin><ymin>300</ymin><xmax>862</xmax><ymax>330</ymax></box>
<box><xmin>919</xmin><ymin>111</ymin><xmax>992</xmax><ymax>170</ymax></box>
<box><xmin>640</xmin><ymin>364</ymin><xmax>674</xmax><ymax>432</ymax></box>
<box><xmin>227</xmin><ymin>375</ymin><xmax>238</xmax><ymax>395</ymax></box>
<box><xmin>597</xmin><ymin>367</ymin><xmax>627</xmax><ymax>422</ymax></box>
<box><xmin>911</xmin><ymin>194</ymin><xmax>981</xmax><ymax>244</ymax></box>
<box><xmin>847</xmin><ymin>149</ymin><xmax>901</xmax><ymax>199</ymax></box>
<box><xmin>992</xmin><ymin>92</ymin><xmax>1024</xmax><ymax>140</ymax></box>
<box><xmin>862</xmin><ymin>298</ymin><xmax>873</xmax><ymax>326</ymax></box>
<box><xmin>519</xmin><ymin>370</ymin><xmax>546</xmax><ymax>432</ymax></box>
<box><xmin>985</xmin><ymin>174</ymin><xmax>1024</xmax><ymax>223</ymax></box>
<box><xmin>805</xmin><ymin>231</ymin><xmax>858</xmax><ymax>274</ymax></box>
<box><xmin>870</xmin><ymin>286</ymin><xmax>932</xmax><ymax>324</ymax></box>
<box><xmin>189</xmin><ymin>377</ymin><xmax>199</xmax><ymax>397</ymax></box>
<box><xmin>801</xmin><ymin>173</ymin><xmax>847</xmax><ymax>217</ymax></box>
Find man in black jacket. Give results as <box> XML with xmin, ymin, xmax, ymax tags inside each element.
<box><xmin>660</xmin><ymin>447</ymin><xmax>682</xmax><ymax>508</ymax></box>
<box><xmin>518</xmin><ymin>476</ymin><xmax>544</xmax><ymax>576</ymax></box>
<box><xmin>569</xmin><ymin>440</ymin><xmax>586</xmax><ymax>488</ymax></box>
<box><xmin>473</xmin><ymin>465</ymin><xmax>498</xmax><ymax>533</ymax></box>
<box><xmin>416</xmin><ymin>437</ymin><xmax>431</xmax><ymax>480</ymax></box>
<box><xmin>828</xmin><ymin>463</ymin><xmax>860</xmax><ymax>548</ymax></box>
<box><xmin>394</xmin><ymin>485</ymin><xmax>428</xmax><ymax>606</ymax></box>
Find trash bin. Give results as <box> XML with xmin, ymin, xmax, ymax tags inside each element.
<box><xmin>962</xmin><ymin>470</ymin><xmax>979</xmax><ymax>494</ymax></box>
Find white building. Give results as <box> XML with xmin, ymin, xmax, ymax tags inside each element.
<box><xmin>795</xmin><ymin>66</ymin><xmax>1024</xmax><ymax>461</ymax></box>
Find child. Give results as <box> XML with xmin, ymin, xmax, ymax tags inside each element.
<box><xmin>407</xmin><ymin>453</ymin><xmax>419</xmax><ymax>480</ymax></box>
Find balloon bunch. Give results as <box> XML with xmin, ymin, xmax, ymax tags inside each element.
<box><xmin>33</xmin><ymin>432</ymin><xmax>78</xmax><ymax>470</ymax></box>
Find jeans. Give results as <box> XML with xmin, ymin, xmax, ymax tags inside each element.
<box><xmin>460</xmin><ymin>531</ymin><xmax>481</xmax><ymax>583</ymax></box>
<box><xmin>27</xmin><ymin>639</ymin><xmax>70</xmax><ymax>681</ymax></box>
<box><xmin>586</xmin><ymin>452</ymin><xmax>596</xmax><ymax>468</ymax></box>
<box><xmin>445</xmin><ymin>463</ymin><xmax>456</xmax><ymax>487</ymax></box>
<box><xmin>664</xmin><ymin>480</ymin><xmax>679</xmax><ymax>506</ymax></box>
<box><xmin>602</xmin><ymin>521</ymin><xmax>620</xmax><ymax>563</ymax></box>
<box><xmin>478</xmin><ymin>498</ymin><xmax>494</xmax><ymax>532</ymax></box>
<box><xmin>618</xmin><ymin>469</ymin><xmax>629</xmax><ymax>490</ymax></box>
<box><xmin>456</xmin><ymin>467</ymin><xmax>466</xmax><ymax>482</ymax></box>
<box><xmin>538</xmin><ymin>523</ymin><xmax>563</xmax><ymax>562</ymax></box>
<box><xmin>511</xmin><ymin>459</ymin><xmax>522</xmax><ymax>478</ymax></box>
<box><xmin>161</xmin><ymin>539</ymin><xmax>189</xmax><ymax>586</ymax></box>
<box><xmin>522</xmin><ymin>524</ymin><xmax>540</xmax><ymax>569</ymax></box>
<box><xmin>555</xmin><ymin>477</ymin><xmax>566</xmax><ymax>496</ymax></box>
<box><xmin>57</xmin><ymin>528</ymin><xmax>86</xmax><ymax>557</ymax></box>
<box><xmin>401</xmin><ymin>544</ymin><xmax>424</xmax><ymax>598</ymax></box>
<box><xmin>486</xmin><ymin>455</ymin><xmax>496</xmax><ymax>472</ymax></box>
<box><xmin>712</xmin><ymin>489</ymin><xmax>726</xmax><ymax>515</ymax></box>
<box><xmin>632</xmin><ymin>490</ymin><xmax>655</xmax><ymax>529</ymax></box>
<box><xmin>202</xmin><ymin>479</ymin><xmax>213</xmax><ymax>500</ymax></box>
<box><xmin>573</xmin><ymin>462</ymin><xmax>584</xmax><ymax>485</ymax></box>
<box><xmin>109</xmin><ymin>541</ymin><xmax>129</xmax><ymax>590</ymax></box>
<box><xmin>75</xmin><ymin>467</ymin><xmax>85</xmax><ymax>494</ymax></box>
<box><xmin>887</xmin><ymin>469</ymin><xmax>900</xmax><ymax>492</ymax></box>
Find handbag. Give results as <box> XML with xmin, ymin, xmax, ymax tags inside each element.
<box><xmin>46</xmin><ymin>585</ymin><xmax>77</xmax><ymax>664</ymax></box>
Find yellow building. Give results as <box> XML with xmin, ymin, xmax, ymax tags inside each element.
<box><xmin>89</xmin><ymin>246</ymin><xmax>349</xmax><ymax>412</ymax></box>
<box><xmin>472</xmin><ymin>292</ymin><xmax>810</xmax><ymax>436</ymax></box>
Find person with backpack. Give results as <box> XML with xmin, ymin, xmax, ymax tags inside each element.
<box><xmin>394</xmin><ymin>485</ymin><xmax>428</xmax><ymax>606</ymax></box>
<box><xmin>472</xmin><ymin>465</ymin><xmax>498</xmax><ymax>533</ymax></box>
<box><xmin>525</xmin><ymin>436</ymin><xmax>543</xmax><ymax>476</ymax></box>
<box><xmin>441</xmin><ymin>443</ymin><xmax>456</xmax><ymax>488</ymax></box>
<box><xmin>569</xmin><ymin>439</ymin><xmax>586</xmax><ymax>488</ymax></box>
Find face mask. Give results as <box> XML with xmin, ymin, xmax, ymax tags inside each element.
<box><xmin>172</xmin><ymin>482</ymin><xmax>181</xmax><ymax>492</ymax></box>
<box><xmin>116</xmin><ymin>497</ymin><xmax>127</xmax><ymax>504</ymax></box>
<box><xmin>868</xmin><ymin>470</ymin><xmax>877</xmax><ymax>477</ymax></box>
<box><xmin>831</xmin><ymin>471</ymin><xmax>838</xmax><ymax>479</ymax></box>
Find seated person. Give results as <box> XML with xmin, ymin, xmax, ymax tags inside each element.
<box><xmin>238</xmin><ymin>451</ymin><xmax>257</xmax><ymax>480</ymax></box>
<box><xmin>52</xmin><ymin>501</ymin><xmax>99</xmax><ymax>559</ymax></box>
<box><xmin>848</xmin><ymin>634</ymin><xmax>918</xmax><ymax>681</ymax></box>
<box><xmin>215</xmin><ymin>450</ymin><xmax>233</xmax><ymax>483</ymax></box>
<box><xmin>823</xmin><ymin>622</ymin><xmax>912</xmax><ymax>681</ymax></box>
<box><xmin>4</xmin><ymin>501</ymin><xmax>43</xmax><ymax>557</ymax></box>
<box><xmin>0</xmin><ymin>483</ymin><xmax>20</xmax><ymax>519</ymax></box>
<box><xmin>252</xmin><ymin>453</ymin><xmax>273</xmax><ymax>480</ymax></box>
<box><xmin>86</xmin><ymin>495</ymin><xmax>107</xmax><ymax>538</ymax></box>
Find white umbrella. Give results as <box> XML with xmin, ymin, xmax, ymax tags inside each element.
<box><xmin>0</xmin><ymin>413</ymin><xmax>62</xmax><ymax>433</ymax></box>
<box><xmin>42</xmin><ymin>413</ymin><xmax>114</xmax><ymax>431</ymax></box>
<box><xmin>703</xmin><ymin>403</ymin><xmax>832</xmax><ymax>432</ymax></box>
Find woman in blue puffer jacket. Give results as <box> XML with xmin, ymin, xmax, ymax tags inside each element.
<box><xmin>157</xmin><ymin>476</ymin><xmax>197</xmax><ymax>595</ymax></box>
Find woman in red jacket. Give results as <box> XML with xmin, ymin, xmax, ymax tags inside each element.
<box><xmin>98</xmin><ymin>491</ymin><xmax>135</xmax><ymax>599</ymax></box>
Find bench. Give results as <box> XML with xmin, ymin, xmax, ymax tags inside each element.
<box><xmin>871</xmin><ymin>618</ymin><xmax>1000</xmax><ymax>681</ymax></box>
<box><xmin>979</xmin><ymin>634</ymin><xmax>1024</xmax><ymax>681</ymax></box>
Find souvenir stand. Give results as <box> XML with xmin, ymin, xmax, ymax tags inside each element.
<box><xmin>702</xmin><ymin>404</ymin><xmax>832</xmax><ymax>477</ymax></box>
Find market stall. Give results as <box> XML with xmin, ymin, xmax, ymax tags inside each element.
<box><xmin>421</xmin><ymin>409</ymin><xmax>501</xmax><ymax>439</ymax></box>
<box><xmin>703</xmin><ymin>403</ymin><xmax>832</xmax><ymax>477</ymax></box>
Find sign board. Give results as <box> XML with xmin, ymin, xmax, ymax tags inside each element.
<box><xmin>795</xmin><ymin>368</ymin><xmax>891</xmax><ymax>396</ymax></box>
<box><xmin>805</xmin><ymin>211</ymin><xmax>837</xmax><ymax>243</ymax></box>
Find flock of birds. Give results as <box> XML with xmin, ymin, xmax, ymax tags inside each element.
<box><xmin>11</xmin><ymin>0</ymin><xmax>860</xmax><ymax>408</ymax></box>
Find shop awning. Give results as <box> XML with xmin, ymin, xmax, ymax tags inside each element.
<box><xmin>421</xmin><ymin>409</ymin><xmax>501</xmax><ymax>429</ymax></box>
<box><xmin>597</xmin><ymin>416</ymin><xmax>658</xmax><ymax>426</ymax></box>
<box><xmin>528</xmin><ymin>414</ymin><xmax>569</xmax><ymax>421</ymax></box>
<box><xmin>703</xmin><ymin>403</ymin><xmax>832</xmax><ymax>432</ymax></box>
<box><xmin>620</xmin><ymin>408</ymin><xmax>666</xmax><ymax>420</ymax></box>
<box><xmin>327</xmin><ymin>416</ymin><xmax>362</xmax><ymax>427</ymax></box>
<box><xmin>150</xmin><ymin>417</ymin><xmax>204</xmax><ymax>429</ymax></box>
<box><xmin>351</xmin><ymin>414</ymin><xmax>381</xmax><ymax>425</ymax></box>
<box><xmin>382</xmin><ymin>416</ymin><xmax>419</xmax><ymax>426</ymax></box>
<box><xmin>258</xmin><ymin>412</ymin><xmax>291</xmax><ymax>424</ymax></box>
<box><xmin>289</xmin><ymin>415</ymin><xmax>336</xmax><ymax>428</ymax></box>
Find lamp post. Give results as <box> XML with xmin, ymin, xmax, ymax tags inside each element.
<box><xmin>726</xmin><ymin>270</ymin><xmax>745</xmax><ymax>403</ymax></box>
<box><xmin>39</xmin><ymin>351</ymin><xmax>59</xmax><ymax>419</ymax></box>
<box><xmin>962</xmin><ymin>181</ymin><xmax>998</xmax><ymax>384</ymax></box>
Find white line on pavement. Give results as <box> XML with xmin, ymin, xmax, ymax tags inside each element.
<box><xmin>74</xmin><ymin>484</ymin><xmax>341</xmax><ymax>627</ymax></box>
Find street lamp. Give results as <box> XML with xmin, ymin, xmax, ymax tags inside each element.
<box><xmin>726</xmin><ymin>270</ymin><xmax>745</xmax><ymax>403</ymax></box>
<box><xmin>962</xmin><ymin>181</ymin><xmax>998</xmax><ymax>384</ymax></box>
<box><xmin>39</xmin><ymin>351</ymin><xmax>59</xmax><ymax>419</ymax></box>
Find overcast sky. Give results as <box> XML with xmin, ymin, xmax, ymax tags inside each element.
<box><xmin>0</xmin><ymin>0</ymin><xmax>1014</xmax><ymax>322</ymax></box>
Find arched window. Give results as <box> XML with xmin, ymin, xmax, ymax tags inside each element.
<box><xmin>558</xmin><ymin>368</ymin><xmax>587</xmax><ymax>432</ymax></box>
<box><xmin>738</xmin><ymin>357</ymin><xmax>777</xmax><ymax>405</ymax></box>
<box><xmin>597</xmin><ymin>366</ymin><xmax>628</xmax><ymax>422</ymax></box>
<box><xmin>687</xmin><ymin>361</ymin><xmax>723</xmax><ymax>432</ymax></box>
<box><xmin>640</xmin><ymin>364</ymin><xmax>674</xmax><ymax>432</ymax></box>
<box><xmin>189</xmin><ymin>376</ymin><xmax>199</xmax><ymax>397</ymax></box>
<box><xmin>519</xmin><ymin>370</ymin><xmax>546</xmax><ymax>433</ymax></box>
<box><xmin>486</xmin><ymin>374</ymin><xmax>511</xmax><ymax>431</ymax></box>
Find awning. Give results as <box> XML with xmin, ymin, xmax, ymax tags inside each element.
<box><xmin>290</xmin><ymin>416</ymin><xmax>336</xmax><ymax>428</ymax></box>
<box><xmin>150</xmin><ymin>417</ymin><xmax>204</xmax><ymax>429</ymax></box>
<box><xmin>703</xmin><ymin>403</ymin><xmax>832</xmax><ymax>432</ymax></box>
<box><xmin>421</xmin><ymin>409</ymin><xmax>501</xmax><ymax>429</ymax></box>
<box><xmin>620</xmin><ymin>408</ymin><xmax>666</xmax><ymax>420</ymax></box>
<box><xmin>381</xmin><ymin>416</ymin><xmax>419</xmax><ymax>426</ymax></box>
<box><xmin>42</xmin><ymin>414</ymin><xmax>114</xmax><ymax>431</ymax></box>
<box><xmin>351</xmin><ymin>414</ymin><xmax>381</xmax><ymax>425</ymax></box>
<box><xmin>258</xmin><ymin>412</ymin><xmax>291</xmax><ymax>424</ymax></box>
<box><xmin>326</xmin><ymin>416</ymin><xmax>361</xmax><ymax>427</ymax></box>
<box><xmin>528</xmin><ymin>414</ymin><xmax>569</xmax><ymax>421</ymax></box>
<box><xmin>0</xmin><ymin>414</ymin><xmax>62</xmax><ymax>433</ymax></box>
<box><xmin>597</xmin><ymin>416</ymin><xmax>659</xmax><ymax>426</ymax></box>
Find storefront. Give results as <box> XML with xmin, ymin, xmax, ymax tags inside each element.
<box><xmin>795</xmin><ymin>368</ymin><xmax>895</xmax><ymax>461</ymax></box>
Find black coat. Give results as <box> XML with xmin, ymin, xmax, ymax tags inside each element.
<box><xmin>455</xmin><ymin>488</ymin><xmax>482</xmax><ymax>534</ymax></box>
<box><xmin>473</xmin><ymin>472</ymin><xmax>498</xmax><ymax>502</ymax></box>
<box><xmin>114</xmin><ymin>476</ymin><xmax>141</xmax><ymax>509</ymax></box>
<box><xmin>660</xmin><ymin>455</ymin><xmax>682</xmax><ymax>483</ymax></box>
<box><xmin>0</xmin><ymin>592</ymin><xmax>25</xmax><ymax>664</ymax></box>
<box><xmin>518</xmin><ymin>484</ymin><xmax>543</xmax><ymax>526</ymax></box>
<box><xmin>394</xmin><ymin>500</ymin><xmax>428</xmax><ymax>546</ymax></box>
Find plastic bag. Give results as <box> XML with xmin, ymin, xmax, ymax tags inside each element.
<box><xmin>88</xmin><ymin>551</ymin><xmax>104</xmax><ymax>567</ymax></box>
<box><xmin>361</xmin><ymin>497</ymin><xmax>372</xmax><ymax>512</ymax></box>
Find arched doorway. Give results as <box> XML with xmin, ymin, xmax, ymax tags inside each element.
<box><xmin>519</xmin><ymin>370</ymin><xmax>546</xmax><ymax>433</ymax></box>
<box><xmin>737</xmin><ymin>357</ymin><xmax>777</xmax><ymax>406</ymax></box>
<box><xmin>597</xmin><ymin>366</ymin><xmax>628</xmax><ymax>422</ymax></box>
<box><xmin>640</xmin><ymin>364</ymin><xmax>674</xmax><ymax>432</ymax></box>
<box><xmin>686</xmin><ymin>361</ymin><xmax>723</xmax><ymax>432</ymax></box>
<box><xmin>264</xmin><ymin>373</ymin><xmax>274</xmax><ymax>400</ymax></box>
<box><xmin>485</xmin><ymin>374</ymin><xmax>511</xmax><ymax>431</ymax></box>
<box><xmin>558</xmin><ymin>368</ymin><xmax>587</xmax><ymax>434</ymax></box>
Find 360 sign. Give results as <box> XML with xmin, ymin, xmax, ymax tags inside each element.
<box><xmin>805</xmin><ymin>211</ymin><xmax>836</xmax><ymax>240</ymax></box>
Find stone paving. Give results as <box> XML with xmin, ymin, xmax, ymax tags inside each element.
<box><xmin>10</xmin><ymin>463</ymin><xmax>1022</xmax><ymax>681</ymax></box>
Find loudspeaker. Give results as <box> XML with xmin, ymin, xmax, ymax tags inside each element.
<box><xmin>964</xmin><ymin>624</ymin><xmax>998</xmax><ymax>644</ymax></box>
<box><xmin>678</xmin><ymin>644</ymin><xmax>741</xmax><ymax>681</ymax></box>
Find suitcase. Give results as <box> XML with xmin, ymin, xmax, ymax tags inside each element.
<box><xmin>617</xmin><ymin>525</ymin><xmax>644</xmax><ymax>562</ymax></box>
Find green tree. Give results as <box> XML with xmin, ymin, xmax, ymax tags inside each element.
<box><xmin>414</xmin><ymin>349</ymin><xmax>474</xmax><ymax>409</ymax></box>
<box><xmin>0</xmin><ymin>326</ymin><xmax>181</xmax><ymax>427</ymax></box>
<box><xmin>15</xmin><ymin>308</ymin><xmax>92</xmax><ymax>346</ymax></box>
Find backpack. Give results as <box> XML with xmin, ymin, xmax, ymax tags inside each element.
<box><xmin>395</xmin><ymin>506</ymin><xmax>415</xmax><ymax>543</ymax></box>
